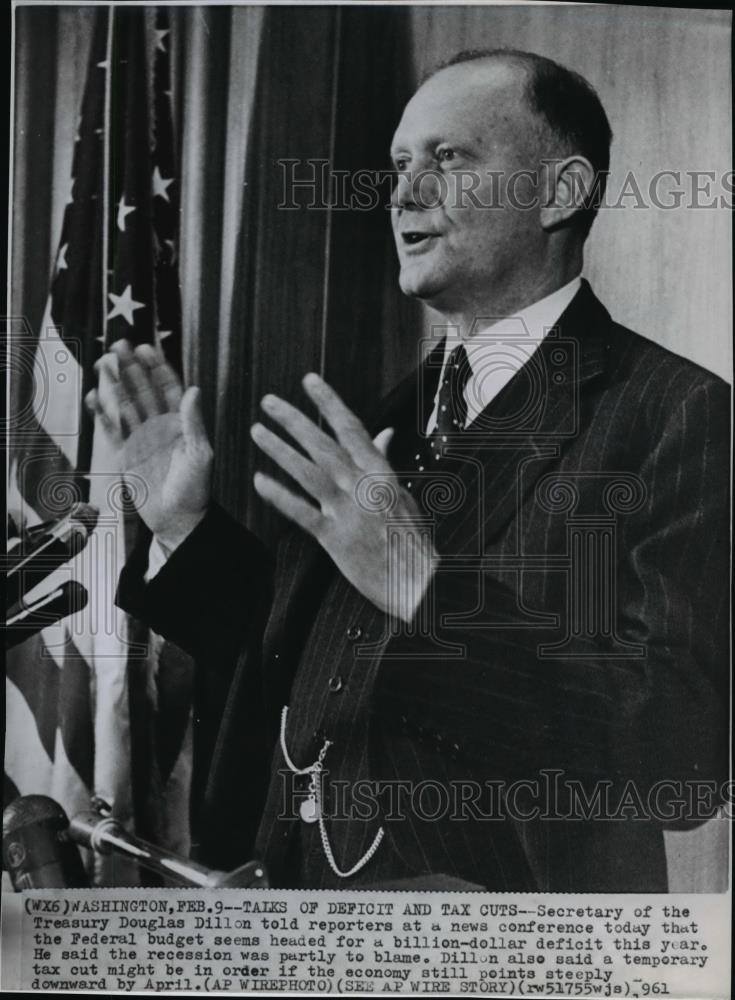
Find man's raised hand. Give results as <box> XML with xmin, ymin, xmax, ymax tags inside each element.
<box><xmin>85</xmin><ymin>340</ymin><xmax>213</xmax><ymax>549</ymax></box>
<box><xmin>250</xmin><ymin>373</ymin><xmax>437</xmax><ymax>624</ymax></box>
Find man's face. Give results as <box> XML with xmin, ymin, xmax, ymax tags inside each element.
<box><xmin>390</xmin><ymin>59</ymin><xmax>546</xmax><ymax>316</ymax></box>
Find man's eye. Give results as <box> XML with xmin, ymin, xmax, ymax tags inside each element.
<box><xmin>437</xmin><ymin>148</ymin><xmax>456</xmax><ymax>164</ymax></box>
<box><xmin>394</xmin><ymin>158</ymin><xmax>409</xmax><ymax>172</ymax></box>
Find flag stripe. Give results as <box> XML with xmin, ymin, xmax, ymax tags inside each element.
<box><xmin>4</xmin><ymin>683</ymin><xmax>55</xmax><ymax>798</ymax></box>
<box><xmin>56</xmin><ymin>631</ymin><xmax>95</xmax><ymax>789</ymax></box>
<box><xmin>5</xmin><ymin>640</ymin><xmax>61</xmax><ymax>760</ymax></box>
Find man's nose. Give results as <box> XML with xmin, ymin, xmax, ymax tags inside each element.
<box><xmin>392</xmin><ymin>169</ymin><xmax>447</xmax><ymax>211</ymax></box>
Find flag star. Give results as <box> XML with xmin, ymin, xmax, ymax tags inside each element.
<box><xmin>66</xmin><ymin>177</ymin><xmax>75</xmax><ymax>205</ymax></box>
<box><xmin>152</xmin><ymin>165</ymin><xmax>173</xmax><ymax>202</ymax></box>
<box><xmin>157</xmin><ymin>329</ymin><xmax>173</xmax><ymax>340</ymax></box>
<box><xmin>117</xmin><ymin>196</ymin><xmax>136</xmax><ymax>232</ymax></box>
<box><xmin>107</xmin><ymin>285</ymin><xmax>145</xmax><ymax>325</ymax></box>
<box><xmin>57</xmin><ymin>244</ymin><xmax>69</xmax><ymax>271</ymax></box>
<box><xmin>154</xmin><ymin>28</ymin><xmax>170</xmax><ymax>52</ymax></box>
<box><xmin>97</xmin><ymin>59</ymin><xmax>109</xmax><ymax>69</ymax></box>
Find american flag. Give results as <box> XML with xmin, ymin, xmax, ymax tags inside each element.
<box><xmin>6</xmin><ymin>7</ymin><xmax>192</xmax><ymax>884</ymax></box>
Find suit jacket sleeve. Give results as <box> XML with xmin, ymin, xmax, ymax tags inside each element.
<box><xmin>117</xmin><ymin>503</ymin><xmax>274</xmax><ymax>666</ymax></box>
<box><xmin>117</xmin><ymin>504</ymin><xmax>276</xmax><ymax>866</ymax></box>
<box><xmin>376</xmin><ymin>378</ymin><xmax>730</xmax><ymax>814</ymax></box>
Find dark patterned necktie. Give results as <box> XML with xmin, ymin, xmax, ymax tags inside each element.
<box><xmin>432</xmin><ymin>341</ymin><xmax>471</xmax><ymax>439</ymax></box>
<box><xmin>404</xmin><ymin>343</ymin><xmax>472</xmax><ymax>490</ymax></box>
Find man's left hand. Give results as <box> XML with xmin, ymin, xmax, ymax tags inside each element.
<box><xmin>250</xmin><ymin>373</ymin><xmax>436</xmax><ymax>624</ymax></box>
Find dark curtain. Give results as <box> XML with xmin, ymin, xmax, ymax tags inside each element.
<box><xmin>200</xmin><ymin>6</ymin><xmax>418</xmax><ymax>539</ymax></box>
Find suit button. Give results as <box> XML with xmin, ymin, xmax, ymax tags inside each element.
<box><xmin>328</xmin><ymin>675</ymin><xmax>343</xmax><ymax>693</ymax></box>
<box><xmin>346</xmin><ymin>625</ymin><xmax>363</xmax><ymax>641</ymax></box>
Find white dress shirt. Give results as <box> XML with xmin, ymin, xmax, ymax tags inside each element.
<box><xmin>425</xmin><ymin>275</ymin><xmax>582</xmax><ymax>434</ymax></box>
<box><xmin>147</xmin><ymin>534</ymin><xmax>175</xmax><ymax>580</ymax></box>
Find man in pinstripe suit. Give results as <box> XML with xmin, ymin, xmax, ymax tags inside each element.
<box><xmin>92</xmin><ymin>50</ymin><xmax>729</xmax><ymax>890</ymax></box>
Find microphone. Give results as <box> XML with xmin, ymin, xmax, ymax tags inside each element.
<box><xmin>2</xmin><ymin>795</ymin><xmax>89</xmax><ymax>890</ymax></box>
<box><xmin>5</xmin><ymin>503</ymin><xmax>98</xmax><ymax>611</ymax></box>
<box><xmin>4</xmin><ymin>580</ymin><xmax>88</xmax><ymax>649</ymax></box>
<box><xmin>69</xmin><ymin>803</ymin><xmax>269</xmax><ymax>888</ymax></box>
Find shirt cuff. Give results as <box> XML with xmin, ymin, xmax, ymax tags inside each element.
<box><xmin>145</xmin><ymin>536</ymin><xmax>173</xmax><ymax>582</ymax></box>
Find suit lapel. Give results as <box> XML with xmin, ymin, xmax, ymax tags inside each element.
<box><xmin>369</xmin><ymin>338</ymin><xmax>445</xmax><ymax>442</ymax></box>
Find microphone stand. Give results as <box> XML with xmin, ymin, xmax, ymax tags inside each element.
<box><xmin>4</xmin><ymin>581</ymin><xmax>89</xmax><ymax>649</ymax></box>
<box><xmin>69</xmin><ymin>801</ymin><xmax>269</xmax><ymax>888</ymax></box>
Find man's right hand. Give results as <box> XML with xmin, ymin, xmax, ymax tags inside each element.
<box><xmin>85</xmin><ymin>340</ymin><xmax>213</xmax><ymax>550</ymax></box>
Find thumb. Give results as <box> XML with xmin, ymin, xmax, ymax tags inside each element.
<box><xmin>372</xmin><ymin>427</ymin><xmax>395</xmax><ymax>459</ymax></box>
<box><xmin>180</xmin><ymin>386</ymin><xmax>209</xmax><ymax>450</ymax></box>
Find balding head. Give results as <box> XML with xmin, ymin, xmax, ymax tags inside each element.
<box><xmin>406</xmin><ymin>55</ymin><xmax>547</xmax><ymax>165</ymax></box>
<box><xmin>426</xmin><ymin>49</ymin><xmax>612</xmax><ymax>234</ymax></box>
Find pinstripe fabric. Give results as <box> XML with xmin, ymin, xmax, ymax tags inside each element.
<box><xmin>118</xmin><ymin>282</ymin><xmax>730</xmax><ymax>889</ymax></box>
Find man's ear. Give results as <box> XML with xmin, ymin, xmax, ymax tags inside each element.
<box><xmin>540</xmin><ymin>156</ymin><xmax>597</xmax><ymax>230</ymax></box>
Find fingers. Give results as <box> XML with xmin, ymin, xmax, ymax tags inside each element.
<box><xmin>373</xmin><ymin>427</ymin><xmax>395</xmax><ymax>458</ymax></box>
<box><xmin>94</xmin><ymin>352</ymin><xmax>142</xmax><ymax>437</ymax></box>
<box><xmin>302</xmin><ymin>373</ymin><xmax>390</xmax><ymax>471</ymax></box>
<box><xmin>114</xmin><ymin>344</ymin><xmax>164</xmax><ymax>421</ymax></box>
<box><xmin>84</xmin><ymin>387</ymin><xmax>123</xmax><ymax>448</ymax></box>
<box><xmin>180</xmin><ymin>386</ymin><xmax>212</xmax><ymax>454</ymax></box>
<box><xmin>251</xmin><ymin>422</ymin><xmax>336</xmax><ymax>505</ymax></box>
<box><xmin>253</xmin><ymin>472</ymin><xmax>323</xmax><ymax>536</ymax></box>
<box><xmin>255</xmin><ymin>380</ymin><xmax>396</xmax><ymax>520</ymax></box>
<box><xmin>260</xmin><ymin>393</ymin><xmax>348</xmax><ymax>482</ymax></box>
<box><xmin>111</xmin><ymin>340</ymin><xmax>183</xmax><ymax>416</ymax></box>
<box><xmin>89</xmin><ymin>339</ymin><xmax>187</xmax><ymax>440</ymax></box>
<box><xmin>146</xmin><ymin>353</ymin><xmax>184</xmax><ymax>411</ymax></box>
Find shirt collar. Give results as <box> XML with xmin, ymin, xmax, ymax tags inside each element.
<box><xmin>432</xmin><ymin>274</ymin><xmax>583</xmax><ymax>429</ymax></box>
<box><xmin>445</xmin><ymin>274</ymin><xmax>582</xmax><ymax>357</ymax></box>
